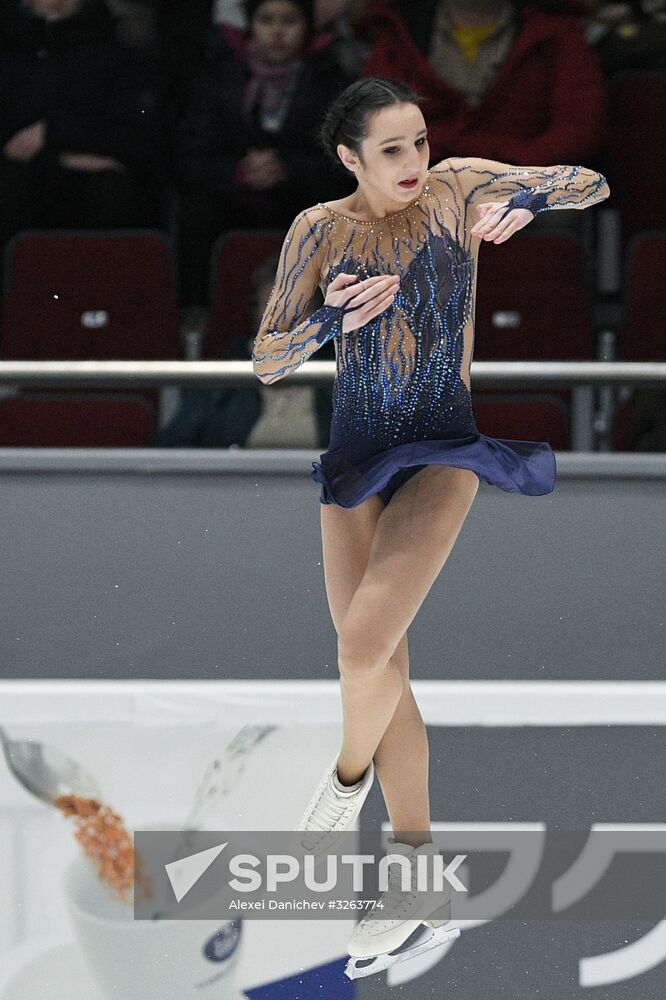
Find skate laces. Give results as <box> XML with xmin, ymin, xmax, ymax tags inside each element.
<box><xmin>301</xmin><ymin>777</ymin><xmax>357</xmax><ymax>848</ymax></box>
<box><xmin>306</xmin><ymin>794</ymin><xmax>353</xmax><ymax>831</ymax></box>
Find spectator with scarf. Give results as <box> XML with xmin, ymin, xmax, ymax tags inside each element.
<box><xmin>176</xmin><ymin>0</ymin><xmax>350</xmax><ymax>307</ymax></box>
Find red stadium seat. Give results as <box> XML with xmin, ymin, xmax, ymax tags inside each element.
<box><xmin>0</xmin><ymin>393</ymin><xmax>156</xmax><ymax>446</ymax></box>
<box><xmin>619</xmin><ymin>232</ymin><xmax>666</xmax><ymax>360</ymax></box>
<box><xmin>1</xmin><ymin>230</ymin><xmax>182</xmax><ymax>359</ymax></box>
<box><xmin>473</xmin><ymin>391</ymin><xmax>569</xmax><ymax>450</ymax></box>
<box><xmin>604</xmin><ymin>71</ymin><xmax>666</xmax><ymax>245</ymax></box>
<box><xmin>205</xmin><ymin>229</ymin><xmax>286</xmax><ymax>359</ymax></box>
<box><xmin>474</xmin><ymin>232</ymin><xmax>595</xmax><ymax>360</ymax></box>
<box><xmin>473</xmin><ymin>232</ymin><xmax>595</xmax><ymax>436</ymax></box>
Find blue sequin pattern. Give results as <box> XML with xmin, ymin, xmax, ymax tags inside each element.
<box><xmin>252</xmin><ymin>157</ymin><xmax>609</xmax><ymax>508</ymax></box>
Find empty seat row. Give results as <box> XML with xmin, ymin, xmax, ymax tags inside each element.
<box><xmin>0</xmin><ymin>390</ymin><xmax>571</xmax><ymax>450</ymax></box>
<box><xmin>0</xmin><ymin>228</ymin><xmax>663</xmax><ymax>452</ymax></box>
<box><xmin>3</xmin><ymin>227</ymin><xmax>662</xmax><ymax>361</ymax></box>
<box><xmin>3</xmin><ymin>389</ymin><xmax>651</xmax><ymax>452</ymax></box>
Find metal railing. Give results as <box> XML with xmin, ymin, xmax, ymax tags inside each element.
<box><xmin>1</xmin><ymin>359</ymin><xmax>664</xmax><ymax>451</ymax></box>
<box><xmin>0</xmin><ymin>359</ymin><xmax>664</xmax><ymax>386</ymax></box>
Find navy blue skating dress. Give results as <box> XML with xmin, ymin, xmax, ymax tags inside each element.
<box><xmin>252</xmin><ymin>156</ymin><xmax>609</xmax><ymax>508</ymax></box>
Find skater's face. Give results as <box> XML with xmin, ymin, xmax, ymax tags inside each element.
<box><xmin>250</xmin><ymin>0</ymin><xmax>309</xmax><ymax>64</ymax></box>
<box><xmin>23</xmin><ymin>0</ymin><xmax>82</xmax><ymax>20</ymax></box>
<box><xmin>337</xmin><ymin>103</ymin><xmax>430</xmax><ymax>206</ymax></box>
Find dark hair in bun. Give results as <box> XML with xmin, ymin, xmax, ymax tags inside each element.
<box><xmin>319</xmin><ymin>77</ymin><xmax>423</xmax><ymax>172</ymax></box>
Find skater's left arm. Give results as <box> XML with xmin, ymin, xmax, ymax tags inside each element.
<box><xmin>437</xmin><ymin>157</ymin><xmax>610</xmax><ymax>244</ymax></box>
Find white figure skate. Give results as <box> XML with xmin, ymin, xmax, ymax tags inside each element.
<box><xmin>293</xmin><ymin>753</ymin><xmax>374</xmax><ymax>866</ymax></box>
<box><xmin>344</xmin><ymin>837</ymin><xmax>460</xmax><ymax>980</ymax></box>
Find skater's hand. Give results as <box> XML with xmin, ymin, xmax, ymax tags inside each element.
<box><xmin>471</xmin><ymin>200</ymin><xmax>534</xmax><ymax>243</ymax></box>
<box><xmin>324</xmin><ymin>272</ymin><xmax>400</xmax><ymax>334</ymax></box>
<box><xmin>4</xmin><ymin>121</ymin><xmax>45</xmax><ymax>162</ymax></box>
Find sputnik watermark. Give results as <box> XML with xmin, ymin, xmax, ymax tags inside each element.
<box><xmin>133</xmin><ymin>828</ymin><xmax>666</xmax><ymax>921</ymax></box>
<box><xmin>165</xmin><ymin>843</ymin><xmax>468</xmax><ymax>903</ymax></box>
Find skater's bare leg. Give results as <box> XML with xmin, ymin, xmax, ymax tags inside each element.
<box><xmin>320</xmin><ymin>465</ymin><xmax>479</xmax><ymax>810</ymax></box>
<box><xmin>335</xmin><ymin>465</ymin><xmax>479</xmax><ymax>779</ymax></box>
<box><xmin>372</xmin><ymin>631</ymin><xmax>432</xmax><ymax>848</ymax></box>
<box><xmin>320</xmin><ymin>492</ymin><xmax>402</xmax><ymax>786</ymax></box>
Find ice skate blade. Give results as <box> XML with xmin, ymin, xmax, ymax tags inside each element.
<box><xmin>344</xmin><ymin>924</ymin><xmax>460</xmax><ymax>980</ymax></box>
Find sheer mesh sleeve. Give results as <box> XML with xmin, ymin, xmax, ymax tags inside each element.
<box><xmin>440</xmin><ymin>156</ymin><xmax>610</xmax><ymax>219</ymax></box>
<box><xmin>251</xmin><ymin>208</ymin><xmax>343</xmax><ymax>386</ymax></box>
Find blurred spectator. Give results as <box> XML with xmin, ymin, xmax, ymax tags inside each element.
<box><xmin>533</xmin><ymin>0</ymin><xmax>666</xmax><ymax>70</ymax></box>
<box><xmin>315</xmin><ymin>0</ymin><xmax>382</xmax><ymax>80</ymax></box>
<box><xmin>155</xmin><ymin>0</ymin><xmax>360</xmax><ymax>118</ymax></box>
<box><xmin>359</xmin><ymin>0</ymin><xmax>607</xmax><ymax>165</ymax></box>
<box><xmin>0</xmin><ymin>0</ymin><xmax>165</xmax><ymax>289</ymax></box>
<box><xmin>217</xmin><ymin>0</ymin><xmax>370</xmax><ymax>81</ymax></box>
<box><xmin>156</xmin><ymin>252</ymin><xmax>332</xmax><ymax>447</ymax></box>
<box><xmin>175</xmin><ymin>0</ymin><xmax>351</xmax><ymax>307</ymax></box>
<box><xmin>572</xmin><ymin>0</ymin><xmax>666</xmax><ymax>72</ymax></box>
<box><xmin>106</xmin><ymin>0</ymin><xmax>159</xmax><ymax>49</ymax></box>
<box><xmin>214</xmin><ymin>0</ymin><xmax>353</xmax><ymax>28</ymax></box>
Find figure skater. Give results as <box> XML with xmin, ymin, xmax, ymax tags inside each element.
<box><xmin>251</xmin><ymin>77</ymin><xmax>610</xmax><ymax>978</ymax></box>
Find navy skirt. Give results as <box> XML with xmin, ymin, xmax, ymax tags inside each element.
<box><xmin>311</xmin><ymin>431</ymin><xmax>557</xmax><ymax>509</ymax></box>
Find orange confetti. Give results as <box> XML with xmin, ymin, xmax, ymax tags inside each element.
<box><xmin>55</xmin><ymin>794</ymin><xmax>152</xmax><ymax>904</ymax></box>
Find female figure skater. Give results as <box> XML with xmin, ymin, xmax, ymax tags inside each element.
<box><xmin>252</xmin><ymin>77</ymin><xmax>609</xmax><ymax>978</ymax></box>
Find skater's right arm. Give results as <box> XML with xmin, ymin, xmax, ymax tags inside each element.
<box><xmin>252</xmin><ymin>209</ymin><xmax>401</xmax><ymax>385</ymax></box>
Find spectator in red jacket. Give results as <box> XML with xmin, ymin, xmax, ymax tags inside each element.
<box><xmin>359</xmin><ymin>0</ymin><xmax>607</xmax><ymax>166</ymax></box>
